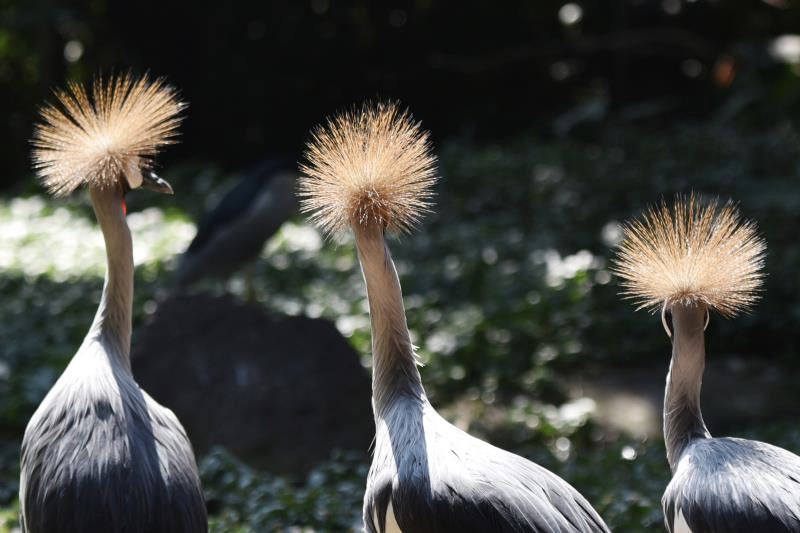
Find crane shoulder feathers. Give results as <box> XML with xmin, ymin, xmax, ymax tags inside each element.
<box><xmin>663</xmin><ymin>437</ymin><xmax>800</xmax><ymax>533</ymax></box>
<box><xmin>364</xmin><ymin>405</ymin><xmax>608</xmax><ymax>533</ymax></box>
<box><xmin>20</xmin><ymin>347</ymin><xmax>207</xmax><ymax>533</ymax></box>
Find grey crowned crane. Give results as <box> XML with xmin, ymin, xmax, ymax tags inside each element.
<box><xmin>175</xmin><ymin>157</ymin><xmax>297</xmax><ymax>289</ymax></box>
<box><xmin>299</xmin><ymin>102</ymin><xmax>610</xmax><ymax>533</ymax></box>
<box><xmin>613</xmin><ymin>196</ymin><xmax>800</xmax><ymax>532</ymax></box>
<box><xmin>21</xmin><ymin>74</ymin><xmax>207</xmax><ymax>533</ymax></box>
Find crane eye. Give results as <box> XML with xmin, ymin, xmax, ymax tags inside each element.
<box><xmin>661</xmin><ymin>305</ymin><xmax>674</xmax><ymax>339</ymax></box>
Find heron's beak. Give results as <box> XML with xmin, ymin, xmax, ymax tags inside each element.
<box><xmin>141</xmin><ymin>171</ymin><xmax>174</xmax><ymax>195</ymax></box>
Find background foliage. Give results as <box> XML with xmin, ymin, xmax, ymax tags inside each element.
<box><xmin>2</xmin><ymin>1</ymin><xmax>800</xmax><ymax>532</ymax></box>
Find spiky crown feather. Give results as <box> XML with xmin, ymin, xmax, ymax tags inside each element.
<box><xmin>298</xmin><ymin>101</ymin><xmax>438</xmax><ymax>236</ymax></box>
<box><xmin>611</xmin><ymin>195</ymin><xmax>766</xmax><ymax>317</ymax></box>
<box><xmin>32</xmin><ymin>73</ymin><xmax>185</xmax><ymax>197</ymax></box>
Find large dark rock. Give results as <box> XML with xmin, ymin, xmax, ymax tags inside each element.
<box><xmin>132</xmin><ymin>294</ymin><xmax>374</xmax><ymax>474</ymax></box>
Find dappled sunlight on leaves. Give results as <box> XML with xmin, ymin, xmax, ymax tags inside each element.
<box><xmin>0</xmin><ymin>196</ymin><xmax>195</xmax><ymax>279</ymax></box>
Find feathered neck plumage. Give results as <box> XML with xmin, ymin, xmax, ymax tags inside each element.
<box><xmin>353</xmin><ymin>223</ymin><xmax>425</xmax><ymax>416</ymax></box>
<box><xmin>87</xmin><ymin>186</ymin><xmax>134</xmax><ymax>372</ymax></box>
<box><xmin>664</xmin><ymin>304</ymin><xmax>710</xmax><ymax>470</ymax></box>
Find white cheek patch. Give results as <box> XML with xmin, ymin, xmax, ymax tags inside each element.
<box><xmin>124</xmin><ymin>159</ymin><xmax>143</xmax><ymax>189</ymax></box>
<box><xmin>674</xmin><ymin>508</ymin><xmax>693</xmax><ymax>533</ymax></box>
<box><xmin>126</xmin><ymin>169</ymin><xmax>143</xmax><ymax>189</ymax></box>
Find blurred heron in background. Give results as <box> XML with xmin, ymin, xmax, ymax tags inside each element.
<box><xmin>613</xmin><ymin>196</ymin><xmax>800</xmax><ymax>532</ymax></box>
<box><xmin>299</xmin><ymin>102</ymin><xmax>610</xmax><ymax>533</ymax></box>
<box><xmin>21</xmin><ymin>74</ymin><xmax>207</xmax><ymax>533</ymax></box>
<box><xmin>175</xmin><ymin>157</ymin><xmax>297</xmax><ymax>291</ymax></box>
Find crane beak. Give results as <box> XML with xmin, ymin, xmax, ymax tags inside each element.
<box><xmin>141</xmin><ymin>171</ymin><xmax>174</xmax><ymax>195</ymax></box>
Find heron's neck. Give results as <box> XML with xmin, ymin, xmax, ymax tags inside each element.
<box><xmin>664</xmin><ymin>304</ymin><xmax>710</xmax><ymax>471</ymax></box>
<box><xmin>86</xmin><ymin>187</ymin><xmax>134</xmax><ymax>373</ymax></box>
<box><xmin>354</xmin><ymin>224</ymin><xmax>425</xmax><ymax>418</ymax></box>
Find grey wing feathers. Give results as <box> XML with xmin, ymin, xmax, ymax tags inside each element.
<box><xmin>664</xmin><ymin>437</ymin><xmax>800</xmax><ymax>533</ymax></box>
<box><xmin>472</xmin><ymin>454</ymin><xmax>610</xmax><ymax>533</ymax></box>
<box><xmin>365</xmin><ymin>452</ymin><xmax>608</xmax><ymax>533</ymax></box>
<box><xmin>20</xmin><ymin>386</ymin><xmax>207</xmax><ymax>533</ymax></box>
<box><xmin>147</xmin><ymin>398</ymin><xmax>209</xmax><ymax>531</ymax></box>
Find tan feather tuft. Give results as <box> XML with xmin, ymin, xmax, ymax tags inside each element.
<box><xmin>611</xmin><ymin>195</ymin><xmax>766</xmax><ymax>317</ymax></box>
<box><xmin>298</xmin><ymin>101</ymin><xmax>438</xmax><ymax>236</ymax></box>
<box><xmin>31</xmin><ymin>73</ymin><xmax>185</xmax><ymax>197</ymax></box>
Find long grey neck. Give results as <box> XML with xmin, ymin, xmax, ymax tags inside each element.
<box><xmin>86</xmin><ymin>186</ymin><xmax>134</xmax><ymax>374</ymax></box>
<box><xmin>353</xmin><ymin>224</ymin><xmax>425</xmax><ymax>418</ymax></box>
<box><xmin>664</xmin><ymin>304</ymin><xmax>711</xmax><ymax>471</ymax></box>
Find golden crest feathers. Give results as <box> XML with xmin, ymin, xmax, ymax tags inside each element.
<box><xmin>32</xmin><ymin>73</ymin><xmax>185</xmax><ymax>197</ymax></box>
<box><xmin>298</xmin><ymin>101</ymin><xmax>438</xmax><ymax>236</ymax></box>
<box><xmin>611</xmin><ymin>195</ymin><xmax>765</xmax><ymax>317</ymax></box>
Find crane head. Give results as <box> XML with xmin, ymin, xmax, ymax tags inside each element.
<box><xmin>612</xmin><ymin>194</ymin><xmax>766</xmax><ymax>330</ymax></box>
<box><xmin>298</xmin><ymin>101</ymin><xmax>438</xmax><ymax>237</ymax></box>
<box><xmin>32</xmin><ymin>72</ymin><xmax>185</xmax><ymax>198</ymax></box>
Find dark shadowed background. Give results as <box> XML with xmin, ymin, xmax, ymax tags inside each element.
<box><xmin>1</xmin><ymin>1</ymin><xmax>800</xmax><ymax>531</ymax></box>
<box><xmin>3</xmin><ymin>0</ymin><xmax>799</xmax><ymax>187</ymax></box>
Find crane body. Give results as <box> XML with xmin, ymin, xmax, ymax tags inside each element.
<box><xmin>613</xmin><ymin>196</ymin><xmax>800</xmax><ymax>533</ymax></box>
<box><xmin>21</xmin><ymin>74</ymin><xmax>207</xmax><ymax>533</ymax></box>
<box><xmin>300</xmin><ymin>102</ymin><xmax>610</xmax><ymax>533</ymax></box>
<box><xmin>661</xmin><ymin>303</ymin><xmax>800</xmax><ymax>532</ymax></box>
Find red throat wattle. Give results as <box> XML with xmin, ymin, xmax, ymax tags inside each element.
<box><xmin>121</xmin><ymin>199</ymin><xmax>127</xmax><ymax>216</ymax></box>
